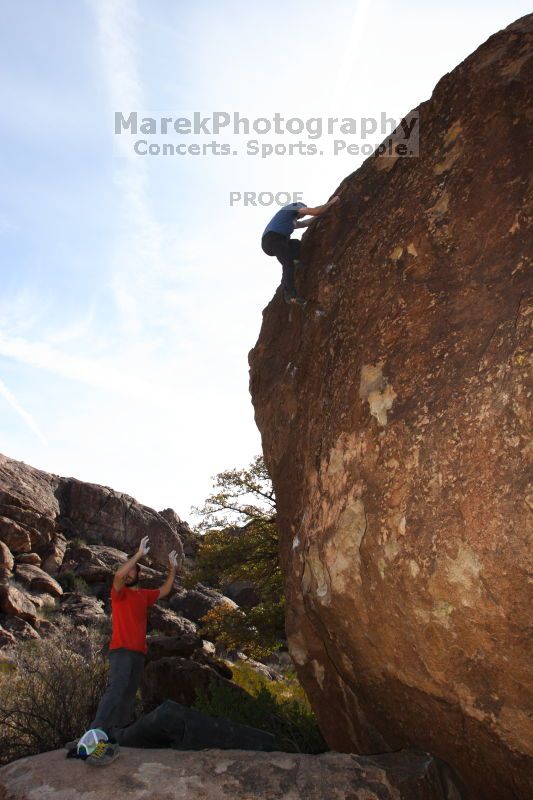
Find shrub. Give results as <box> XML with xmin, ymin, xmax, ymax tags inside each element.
<box><xmin>198</xmin><ymin>601</ymin><xmax>284</xmax><ymax>660</ymax></box>
<box><xmin>35</xmin><ymin>602</ymin><xmax>58</xmax><ymax>621</ymax></box>
<box><xmin>68</xmin><ymin>537</ymin><xmax>87</xmax><ymax>548</ymax></box>
<box><xmin>57</xmin><ymin>570</ymin><xmax>89</xmax><ymax>595</ymax></box>
<box><xmin>0</xmin><ymin>617</ymin><xmax>109</xmax><ymax>765</ymax></box>
<box><xmin>192</xmin><ymin>661</ymin><xmax>327</xmax><ymax>754</ymax></box>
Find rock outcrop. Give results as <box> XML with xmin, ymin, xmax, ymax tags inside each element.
<box><xmin>169</xmin><ymin>583</ymin><xmax>238</xmax><ymax>622</ymax></box>
<box><xmin>141</xmin><ymin>655</ymin><xmax>239</xmax><ymax>710</ymax></box>
<box><xmin>159</xmin><ymin>507</ymin><xmax>202</xmax><ymax>564</ymax></box>
<box><xmin>249</xmin><ymin>13</ymin><xmax>532</xmax><ymax>800</ymax></box>
<box><xmin>0</xmin><ymin>746</ymin><xmax>463</xmax><ymax>800</ymax></box>
<box><xmin>0</xmin><ymin>453</ymin><xmax>293</xmax><ymax>746</ymax></box>
<box><xmin>0</xmin><ymin>454</ymin><xmax>185</xmax><ymax>568</ymax></box>
<box><xmin>0</xmin><ymin>455</ymin><xmax>234</xmax><ymax>689</ymax></box>
<box><xmin>0</xmin><ymin>452</ymin><xmax>186</xmax><ymax>642</ymax></box>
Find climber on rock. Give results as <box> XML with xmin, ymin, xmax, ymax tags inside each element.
<box><xmin>67</xmin><ymin>535</ymin><xmax>182</xmax><ymax>766</ymax></box>
<box><xmin>261</xmin><ymin>196</ymin><xmax>339</xmax><ymax>305</ymax></box>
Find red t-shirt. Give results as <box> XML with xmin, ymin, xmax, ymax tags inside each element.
<box><xmin>109</xmin><ymin>585</ymin><xmax>160</xmax><ymax>654</ymax></box>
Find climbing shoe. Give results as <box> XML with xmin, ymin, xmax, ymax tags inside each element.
<box><xmin>283</xmin><ymin>289</ymin><xmax>306</xmax><ymax>306</ymax></box>
<box><xmin>85</xmin><ymin>740</ymin><xmax>120</xmax><ymax>766</ymax></box>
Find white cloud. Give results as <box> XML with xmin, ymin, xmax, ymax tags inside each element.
<box><xmin>0</xmin><ymin>377</ymin><xmax>46</xmax><ymax>445</ymax></box>
<box><xmin>0</xmin><ymin>332</ymin><xmax>162</xmax><ymax>405</ymax></box>
<box><xmin>93</xmin><ymin>0</ymin><xmax>199</xmax><ymax>343</ymax></box>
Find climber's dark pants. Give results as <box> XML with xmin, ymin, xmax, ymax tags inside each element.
<box><xmin>115</xmin><ymin>699</ymin><xmax>277</xmax><ymax>751</ymax></box>
<box><xmin>261</xmin><ymin>231</ymin><xmax>301</xmax><ymax>293</ymax></box>
<box><xmin>90</xmin><ymin>648</ymin><xmax>145</xmax><ymax>738</ymax></box>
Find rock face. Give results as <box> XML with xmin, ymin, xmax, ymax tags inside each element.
<box><xmin>0</xmin><ymin>452</ymin><xmax>185</xmax><ymax>638</ymax></box>
<box><xmin>159</xmin><ymin>507</ymin><xmax>202</xmax><ymax>563</ymax></box>
<box><xmin>0</xmin><ymin>454</ymin><xmax>279</xmax><ymax>723</ymax></box>
<box><xmin>0</xmin><ymin>454</ymin><xmax>184</xmax><ymax>568</ymax></box>
<box><xmin>0</xmin><ymin>746</ymin><xmax>463</xmax><ymax>800</ymax></box>
<box><xmin>249</xmin><ymin>13</ymin><xmax>532</xmax><ymax>800</ymax></box>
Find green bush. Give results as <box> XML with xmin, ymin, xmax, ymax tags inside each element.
<box><xmin>68</xmin><ymin>537</ymin><xmax>87</xmax><ymax>548</ymax></box>
<box><xmin>190</xmin><ymin>519</ymin><xmax>286</xmax><ymax>656</ymax></box>
<box><xmin>192</xmin><ymin>661</ymin><xmax>327</xmax><ymax>754</ymax></box>
<box><xmin>57</xmin><ymin>570</ymin><xmax>89</xmax><ymax>595</ymax></box>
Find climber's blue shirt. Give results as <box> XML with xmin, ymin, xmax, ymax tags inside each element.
<box><xmin>262</xmin><ymin>202</ymin><xmax>307</xmax><ymax>238</ymax></box>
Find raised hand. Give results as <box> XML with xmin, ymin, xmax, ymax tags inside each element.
<box><xmin>138</xmin><ymin>535</ymin><xmax>150</xmax><ymax>556</ymax></box>
<box><xmin>169</xmin><ymin>550</ymin><xmax>180</xmax><ymax>569</ymax></box>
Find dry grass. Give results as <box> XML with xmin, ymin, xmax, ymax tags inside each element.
<box><xmin>0</xmin><ymin>615</ymin><xmax>109</xmax><ymax>765</ymax></box>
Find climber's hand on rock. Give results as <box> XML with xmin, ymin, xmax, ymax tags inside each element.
<box><xmin>169</xmin><ymin>549</ymin><xmax>180</xmax><ymax>569</ymax></box>
<box><xmin>328</xmin><ymin>196</ymin><xmax>340</xmax><ymax>207</ymax></box>
<box><xmin>138</xmin><ymin>535</ymin><xmax>150</xmax><ymax>556</ymax></box>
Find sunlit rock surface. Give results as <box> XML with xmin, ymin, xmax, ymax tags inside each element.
<box><xmin>0</xmin><ymin>746</ymin><xmax>462</xmax><ymax>799</ymax></box>
<box><xmin>249</xmin><ymin>13</ymin><xmax>532</xmax><ymax>800</ymax></box>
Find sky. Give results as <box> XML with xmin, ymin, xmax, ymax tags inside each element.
<box><xmin>0</xmin><ymin>0</ymin><xmax>530</xmax><ymax>524</ymax></box>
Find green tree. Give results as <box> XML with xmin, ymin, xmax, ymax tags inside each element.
<box><xmin>189</xmin><ymin>455</ymin><xmax>285</xmax><ymax>657</ymax></box>
<box><xmin>191</xmin><ymin>453</ymin><xmax>275</xmax><ymax>532</ymax></box>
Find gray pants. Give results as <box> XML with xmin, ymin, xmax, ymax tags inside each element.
<box><xmin>90</xmin><ymin>648</ymin><xmax>145</xmax><ymax>737</ymax></box>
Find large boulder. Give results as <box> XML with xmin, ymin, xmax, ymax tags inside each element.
<box><xmin>141</xmin><ymin>656</ymin><xmax>236</xmax><ymax>710</ymax></box>
<box><xmin>13</xmin><ymin>564</ymin><xmax>63</xmax><ymax>598</ymax></box>
<box><xmin>159</xmin><ymin>507</ymin><xmax>202</xmax><ymax>560</ymax></box>
<box><xmin>0</xmin><ymin>518</ymin><xmax>31</xmax><ymax>555</ymax></box>
<box><xmin>0</xmin><ymin>584</ymin><xmax>37</xmax><ymax>624</ymax></box>
<box><xmin>0</xmin><ymin>504</ymin><xmax>55</xmax><ymax>548</ymax></box>
<box><xmin>15</xmin><ymin>553</ymin><xmax>42</xmax><ymax>566</ymax></box>
<box><xmin>40</xmin><ymin>533</ymin><xmax>67</xmax><ymax>575</ymax></box>
<box><xmin>169</xmin><ymin>584</ymin><xmax>238</xmax><ymax>623</ymax></box>
<box><xmin>223</xmin><ymin>579</ymin><xmax>260</xmax><ymax>607</ymax></box>
<box><xmin>0</xmin><ymin>458</ymin><xmax>61</xmax><ymax>519</ymax></box>
<box><xmin>0</xmin><ymin>745</ymin><xmax>464</xmax><ymax>799</ymax></box>
<box><xmin>147</xmin><ymin>603</ymin><xmax>198</xmax><ymax>637</ymax></box>
<box><xmin>248</xmin><ymin>13</ymin><xmax>532</xmax><ymax>800</ymax></box>
<box><xmin>0</xmin><ymin>541</ymin><xmax>14</xmax><ymax>572</ymax></box>
<box><xmin>0</xmin><ymin>613</ymin><xmax>40</xmax><ymax>644</ymax></box>
<box><xmin>58</xmin><ymin>592</ymin><xmax>106</xmax><ymax>625</ymax></box>
<box><xmin>59</xmin><ymin>543</ymin><xmax>128</xmax><ymax>584</ymax></box>
<box><xmin>146</xmin><ymin>632</ymin><xmax>204</xmax><ymax>661</ymax></box>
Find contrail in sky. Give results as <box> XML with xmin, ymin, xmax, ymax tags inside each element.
<box><xmin>0</xmin><ymin>377</ymin><xmax>47</xmax><ymax>445</ymax></box>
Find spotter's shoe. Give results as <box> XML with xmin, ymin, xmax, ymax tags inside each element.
<box><xmin>76</xmin><ymin>728</ymin><xmax>108</xmax><ymax>758</ymax></box>
<box><xmin>86</xmin><ymin>740</ymin><xmax>120</xmax><ymax>766</ymax></box>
